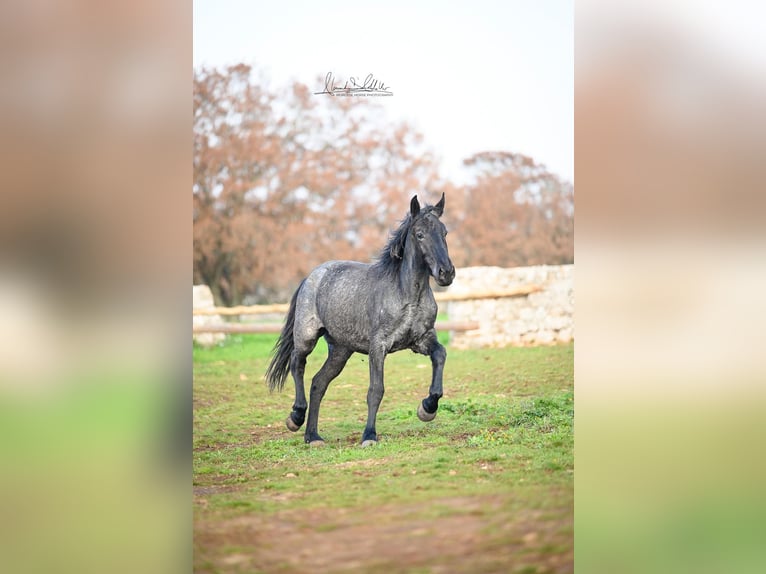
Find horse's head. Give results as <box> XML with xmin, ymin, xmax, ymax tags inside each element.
<box><xmin>409</xmin><ymin>193</ymin><xmax>455</xmax><ymax>286</ymax></box>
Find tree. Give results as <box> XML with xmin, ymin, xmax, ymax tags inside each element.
<box><xmin>454</xmin><ymin>151</ymin><xmax>573</xmax><ymax>267</ymax></box>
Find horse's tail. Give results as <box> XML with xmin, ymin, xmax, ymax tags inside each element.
<box><xmin>265</xmin><ymin>279</ymin><xmax>304</xmax><ymax>392</ymax></box>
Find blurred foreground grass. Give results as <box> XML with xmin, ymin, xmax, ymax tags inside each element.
<box><xmin>577</xmin><ymin>402</ymin><xmax>766</xmax><ymax>574</ymax></box>
<box><xmin>0</xmin><ymin>371</ymin><xmax>186</xmax><ymax>574</ymax></box>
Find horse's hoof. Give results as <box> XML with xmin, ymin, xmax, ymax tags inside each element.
<box><xmin>308</xmin><ymin>440</ymin><xmax>325</xmax><ymax>447</ymax></box>
<box><xmin>417</xmin><ymin>402</ymin><xmax>437</xmax><ymax>422</ymax></box>
<box><xmin>285</xmin><ymin>416</ymin><xmax>301</xmax><ymax>432</ymax></box>
<box><xmin>361</xmin><ymin>439</ymin><xmax>377</xmax><ymax>448</ymax></box>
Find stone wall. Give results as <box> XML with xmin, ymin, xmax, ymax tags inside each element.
<box><xmin>446</xmin><ymin>265</ymin><xmax>573</xmax><ymax>349</ymax></box>
<box><xmin>193</xmin><ymin>284</ymin><xmax>227</xmax><ymax>346</ymax></box>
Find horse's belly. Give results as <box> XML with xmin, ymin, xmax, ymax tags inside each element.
<box><xmin>323</xmin><ymin>322</ymin><xmax>370</xmax><ymax>354</ymax></box>
<box><xmin>318</xmin><ymin>298</ymin><xmax>372</xmax><ymax>353</ymax></box>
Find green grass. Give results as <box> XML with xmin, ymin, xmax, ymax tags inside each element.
<box><xmin>194</xmin><ymin>334</ymin><xmax>573</xmax><ymax>573</ymax></box>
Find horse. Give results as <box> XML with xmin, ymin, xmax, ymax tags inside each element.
<box><xmin>265</xmin><ymin>193</ymin><xmax>455</xmax><ymax>446</ymax></box>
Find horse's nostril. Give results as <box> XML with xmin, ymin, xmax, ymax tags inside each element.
<box><xmin>437</xmin><ymin>266</ymin><xmax>454</xmax><ymax>284</ymax></box>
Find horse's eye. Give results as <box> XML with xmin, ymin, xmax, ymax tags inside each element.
<box><xmin>416</xmin><ymin>232</ymin><xmax>425</xmax><ymax>240</ymax></box>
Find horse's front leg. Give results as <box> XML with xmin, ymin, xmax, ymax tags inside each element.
<box><xmin>415</xmin><ymin>331</ymin><xmax>446</xmax><ymax>422</ymax></box>
<box><xmin>362</xmin><ymin>341</ymin><xmax>387</xmax><ymax>447</ymax></box>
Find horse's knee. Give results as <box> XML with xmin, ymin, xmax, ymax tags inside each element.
<box><xmin>366</xmin><ymin>384</ymin><xmax>385</xmax><ymax>405</ymax></box>
<box><xmin>310</xmin><ymin>380</ymin><xmax>329</xmax><ymax>399</ymax></box>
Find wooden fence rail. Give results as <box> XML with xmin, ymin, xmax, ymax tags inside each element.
<box><xmin>192</xmin><ymin>285</ymin><xmax>542</xmax><ymax>316</ymax></box>
<box><xmin>192</xmin><ymin>320</ymin><xmax>480</xmax><ymax>335</ymax></box>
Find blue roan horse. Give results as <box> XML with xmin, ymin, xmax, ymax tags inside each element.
<box><xmin>266</xmin><ymin>193</ymin><xmax>455</xmax><ymax>446</ymax></box>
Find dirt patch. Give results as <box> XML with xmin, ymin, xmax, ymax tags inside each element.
<box><xmin>194</xmin><ymin>494</ymin><xmax>572</xmax><ymax>573</ymax></box>
<box><xmin>195</xmin><ymin>426</ymin><xmax>288</xmax><ymax>452</ymax></box>
<box><xmin>193</xmin><ymin>484</ymin><xmax>243</xmax><ymax>497</ymax></box>
<box><xmin>332</xmin><ymin>458</ymin><xmax>391</xmax><ymax>469</ymax></box>
<box><xmin>248</xmin><ymin>424</ymin><xmax>292</xmax><ymax>444</ymax></box>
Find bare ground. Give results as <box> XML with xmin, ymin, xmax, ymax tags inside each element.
<box><xmin>194</xmin><ymin>493</ymin><xmax>572</xmax><ymax>574</ymax></box>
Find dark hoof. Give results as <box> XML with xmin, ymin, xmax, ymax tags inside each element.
<box><xmin>285</xmin><ymin>416</ymin><xmax>302</xmax><ymax>432</ymax></box>
<box><xmin>417</xmin><ymin>402</ymin><xmax>437</xmax><ymax>422</ymax></box>
<box><xmin>361</xmin><ymin>439</ymin><xmax>377</xmax><ymax>448</ymax></box>
<box><xmin>308</xmin><ymin>440</ymin><xmax>325</xmax><ymax>447</ymax></box>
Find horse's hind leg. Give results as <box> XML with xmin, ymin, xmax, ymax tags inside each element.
<box><xmin>286</xmin><ymin>336</ymin><xmax>318</xmax><ymax>432</ymax></box>
<box><xmin>304</xmin><ymin>343</ymin><xmax>353</xmax><ymax>446</ymax></box>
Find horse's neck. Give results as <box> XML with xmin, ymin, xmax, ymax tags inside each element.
<box><xmin>399</xmin><ymin>245</ymin><xmax>431</xmax><ymax>299</ymax></box>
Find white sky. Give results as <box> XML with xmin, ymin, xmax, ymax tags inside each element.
<box><xmin>193</xmin><ymin>0</ymin><xmax>573</xmax><ymax>184</ymax></box>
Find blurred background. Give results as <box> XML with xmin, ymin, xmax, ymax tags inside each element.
<box><xmin>0</xmin><ymin>1</ymin><xmax>188</xmax><ymax>573</ymax></box>
<box><xmin>577</xmin><ymin>0</ymin><xmax>766</xmax><ymax>572</ymax></box>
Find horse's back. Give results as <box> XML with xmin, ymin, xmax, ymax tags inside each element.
<box><xmin>305</xmin><ymin>260</ymin><xmax>371</xmax><ymax>303</ymax></box>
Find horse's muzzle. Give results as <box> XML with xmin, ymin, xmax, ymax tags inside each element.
<box><xmin>436</xmin><ymin>264</ymin><xmax>455</xmax><ymax>286</ymax></box>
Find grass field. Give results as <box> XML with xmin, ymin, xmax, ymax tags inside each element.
<box><xmin>193</xmin><ymin>334</ymin><xmax>573</xmax><ymax>573</ymax></box>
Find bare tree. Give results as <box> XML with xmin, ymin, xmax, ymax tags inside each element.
<box><xmin>453</xmin><ymin>152</ymin><xmax>573</xmax><ymax>268</ymax></box>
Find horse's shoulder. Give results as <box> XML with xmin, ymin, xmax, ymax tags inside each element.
<box><xmin>419</xmin><ymin>287</ymin><xmax>437</xmax><ymax>309</ymax></box>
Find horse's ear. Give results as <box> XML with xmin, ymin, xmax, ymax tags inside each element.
<box><xmin>433</xmin><ymin>192</ymin><xmax>445</xmax><ymax>217</ymax></box>
<box><xmin>410</xmin><ymin>195</ymin><xmax>420</xmax><ymax>217</ymax></box>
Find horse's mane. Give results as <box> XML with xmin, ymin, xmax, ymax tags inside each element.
<box><xmin>372</xmin><ymin>203</ymin><xmax>438</xmax><ymax>277</ymax></box>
